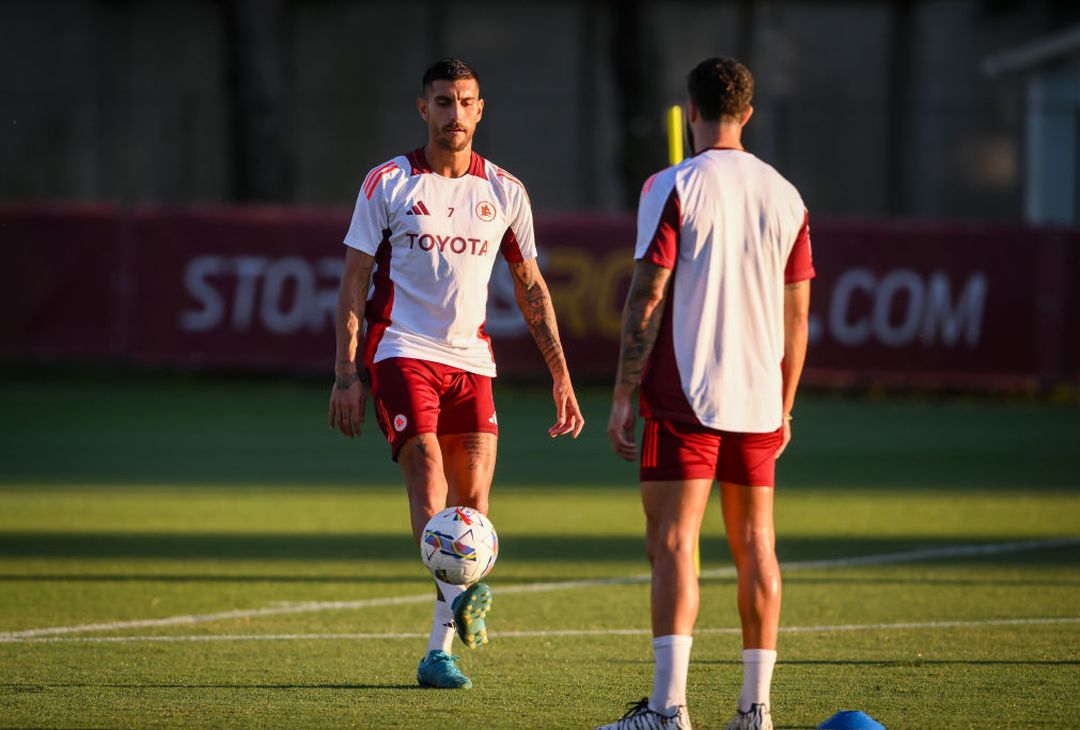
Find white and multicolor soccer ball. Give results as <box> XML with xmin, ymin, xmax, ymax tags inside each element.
<box><xmin>420</xmin><ymin>506</ymin><xmax>499</xmax><ymax>585</ymax></box>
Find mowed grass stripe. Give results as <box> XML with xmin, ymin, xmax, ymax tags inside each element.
<box><xmin>3</xmin><ymin>536</ymin><xmax>1075</xmax><ymax>641</ymax></box>
<box><xmin>11</xmin><ymin>617</ymin><xmax>1079</xmax><ymax>644</ymax></box>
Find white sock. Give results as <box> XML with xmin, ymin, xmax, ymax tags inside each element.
<box><xmin>426</xmin><ymin>579</ymin><xmax>466</xmax><ymax>654</ymax></box>
<box><xmin>738</xmin><ymin>648</ymin><xmax>777</xmax><ymax>711</ymax></box>
<box><xmin>649</xmin><ymin>635</ymin><xmax>693</xmax><ymax>715</ymax></box>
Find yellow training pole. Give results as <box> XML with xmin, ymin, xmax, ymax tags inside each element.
<box><xmin>665</xmin><ymin>104</ymin><xmax>699</xmax><ymax>578</ymax></box>
<box><xmin>667</xmin><ymin>105</ymin><xmax>684</xmax><ymax>167</ymax></box>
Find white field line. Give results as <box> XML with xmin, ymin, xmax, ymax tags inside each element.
<box><xmin>0</xmin><ymin>536</ymin><xmax>1076</xmax><ymax>643</ymax></box>
<box><xmin>7</xmin><ymin>617</ymin><xmax>1079</xmax><ymax>645</ymax></box>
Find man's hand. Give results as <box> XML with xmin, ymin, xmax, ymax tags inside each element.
<box><xmin>328</xmin><ymin>370</ymin><xmax>367</xmax><ymax>438</ymax></box>
<box><xmin>607</xmin><ymin>385</ymin><xmax>637</xmax><ymax>461</ymax></box>
<box><xmin>550</xmin><ymin>374</ymin><xmax>585</xmax><ymax>438</ymax></box>
<box><xmin>775</xmin><ymin>417</ymin><xmax>792</xmax><ymax>458</ymax></box>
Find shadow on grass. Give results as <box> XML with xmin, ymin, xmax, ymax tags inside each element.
<box><xmin>0</xmin><ymin>573</ymin><xmax>435</xmax><ymax>584</ymax></box>
<box><xmin>0</xmin><ymin>533</ymin><xmax>1075</xmax><ymax>567</ymax></box>
<box><xmin>0</xmin><ymin>573</ymin><xmax>626</xmax><ymax>584</ymax></box>
<box><xmin>0</xmin><ymin>682</ymin><xmax>419</xmax><ymax>690</ymax></box>
<box><xmin>0</xmin><ymin>573</ymin><xmax>620</xmax><ymax>584</ymax></box>
<box><xmin>695</xmin><ymin>659</ymin><xmax>1080</xmax><ymax>667</ymax></box>
<box><xmin>777</xmin><ymin>575</ymin><xmax>1080</xmax><ymax>588</ymax></box>
<box><xmin>4</xmin><ymin>378</ymin><xmax>1080</xmax><ymax>491</ymax></box>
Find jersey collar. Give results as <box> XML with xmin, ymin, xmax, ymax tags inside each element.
<box><xmin>695</xmin><ymin>145</ymin><xmax>745</xmax><ymax>156</ymax></box>
<box><xmin>408</xmin><ymin>147</ymin><xmax>487</xmax><ymax>178</ymax></box>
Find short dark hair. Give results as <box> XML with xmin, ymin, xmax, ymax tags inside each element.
<box><xmin>422</xmin><ymin>58</ymin><xmax>479</xmax><ymax>92</ymax></box>
<box><xmin>687</xmin><ymin>57</ymin><xmax>754</xmax><ymax>122</ymax></box>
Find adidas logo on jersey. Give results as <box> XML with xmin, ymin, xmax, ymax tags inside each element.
<box><xmin>405</xmin><ymin>200</ymin><xmax>431</xmax><ymax>216</ymax></box>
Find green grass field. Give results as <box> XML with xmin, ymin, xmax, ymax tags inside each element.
<box><xmin>1</xmin><ymin>377</ymin><xmax>1078</xmax><ymax>728</ymax></box>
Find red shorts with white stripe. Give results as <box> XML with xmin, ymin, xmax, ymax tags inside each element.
<box><xmin>369</xmin><ymin>357</ymin><xmax>498</xmax><ymax>461</ymax></box>
<box><xmin>640</xmin><ymin>418</ymin><xmax>783</xmax><ymax>486</ymax></box>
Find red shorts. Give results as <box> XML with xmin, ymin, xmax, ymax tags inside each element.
<box><xmin>640</xmin><ymin>418</ymin><xmax>783</xmax><ymax>486</ymax></box>
<box><xmin>369</xmin><ymin>357</ymin><xmax>498</xmax><ymax>460</ymax></box>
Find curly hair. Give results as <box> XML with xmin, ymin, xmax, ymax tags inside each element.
<box><xmin>687</xmin><ymin>57</ymin><xmax>754</xmax><ymax>122</ymax></box>
<box><xmin>422</xmin><ymin>58</ymin><xmax>479</xmax><ymax>92</ymax></box>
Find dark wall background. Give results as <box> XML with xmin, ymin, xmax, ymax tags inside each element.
<box><xmin>1</xmin><ymin>0</ymin><xmax>1077</xmax><ymax>219</ymax></box>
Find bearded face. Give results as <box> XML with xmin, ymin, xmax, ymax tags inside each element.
<box><xmin>418</xmin><ymin>78</ymin><xmax>484</xmax><ymax>153</ymax></box>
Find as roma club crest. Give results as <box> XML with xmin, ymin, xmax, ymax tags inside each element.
<box><xmin>475</xmin><ymin>201</ymin><xmax>496</xmax><ymax>222</ymax></box>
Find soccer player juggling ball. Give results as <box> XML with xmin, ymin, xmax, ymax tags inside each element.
<box><xmin>602</xmin><ymin>57</ymin><xmax>814</xmax><ymax>730</ymax></box>
<box><xmin>328</xmin><ymin>58</ymin><xmax>585</xmax><ymax>691</ymax></box>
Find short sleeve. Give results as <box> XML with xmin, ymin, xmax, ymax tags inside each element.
<box><xmin>344</xmin><ymin>163</ymin><xmax>397</xmax><ymax>255</ymax></box>
<box><xmin>634</xmin><ymin>172</ymin><xmax>680</xmax><ymax>270</ymax></box>
<box><xmin>784</xmin><ymin>210</ymin><xmax>816</xmax><ymax>284</ymax></box>
<box><xmin>499</xmin><ymin>177</ymin><xmax>537</xmax><ymax>263</ymax></box>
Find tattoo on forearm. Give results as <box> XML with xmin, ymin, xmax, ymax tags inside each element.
<box><xmin>334</xmin><ymin>252</ymin><xmax>375</xmax><ymax>387</ymax></box>
<box><xmin>335</xmin><ymin>371</ymin><xmax>360</xmax><ymax>390</ymax></box>
<box><xmin>616</xmin><ymin>264</ymin><xmax>672</xmax><ymax>389</ymax></box>
<box><xmin>509</xmin><ymin>261</ymin><xmax>566</xmax><ymax>375</ymax></box>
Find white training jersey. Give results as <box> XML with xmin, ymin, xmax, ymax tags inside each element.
<box><xmin>635</xmin><ymin>147</ymin><xmax>815</xmax><ymax>433</ymax></box>
<box><xmin>344</xmin><ymin>148</ymin><xmax>537</xmax><ymax>376</ymax></box>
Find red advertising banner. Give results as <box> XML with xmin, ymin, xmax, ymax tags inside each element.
<box><xmin>2</xmin><ymin>205</ymin><xmax>1077</xmax><ymax>389</ymax></box>
<box><xmin>799</xmin><ymin>220</ymin><xmax>1063</xmax><ymax>388</ymax></box>
<box><xmin>0</xmin><ymin>205</ymin><xmax>120</xmax><ymax>359</ymax></box>
<box><xmin>124</xmin><ymin>208</ymin><xmax>345</xmax><ymax>371</ymax></box>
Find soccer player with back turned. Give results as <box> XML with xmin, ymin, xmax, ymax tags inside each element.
<box><xmin>602</xmin><ymin>58</ymin><xmax>814</xmax><ymax>730</ymax></box>
<box><xmin>328</xmin><ymin>58</ymin><xmax>585</xmax><ymax>691</ymax></box>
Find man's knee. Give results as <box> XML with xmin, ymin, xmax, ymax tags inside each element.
<box><xmin>734</xmin><ymin>540</ymin><xmax>780</xmax><ymax>582</ymax></box>
<box><xmin>400</xmin><ymin>432</ymin><xmax>439</xmax><ymax>462</ymax></box>
<box><xmin>399</xmin><ymin>434</ymin><xmax>443</xmax><ymax>484</ymax></box>
<box><xmin>731</xmin><ymin>523</ymin><xmax>776</xmax><ymax>552</ymax></box>
<box><xmin>646</xmin><ymin>522</ymin><xmax>697</xmax><ymax>563</ymax></box>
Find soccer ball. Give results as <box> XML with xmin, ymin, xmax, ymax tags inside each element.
<box><xmin>420</xmin><ymin>506</ymin><xmax>499</xmax><ymax>585</ymax></box>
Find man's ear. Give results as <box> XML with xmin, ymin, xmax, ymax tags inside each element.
<box><xmin>416</xmin><ymin>97</ymin><xmax>428</xmax><ymax>122</ymax></box>
<box><xmin>687</xmin><ymin>99</ymin><xmax>699</xmax><ymax>123</ymax></box>
<box><xmin>741</xmin><ymin>105</ymin><xmax>753</xmax><ymax>127</ymax></box>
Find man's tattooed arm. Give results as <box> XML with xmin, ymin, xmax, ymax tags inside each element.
<box><xmin>614</xmin><ymin>262</ymin><xmax>673</xmax><ymax>392</ymax></box>
<box><xmin>508</xmin><ymin>259</ymin><xmax>569</xmax><ymax>379</ymax></box>
<box><xmin>509</xmin><ymin>258</ymin><xmax>586</xmax><ymax>437</ymax></box>
<box><xmin>334</xmin><ymin>249</ymin><xmax>376</xmax><ymax>386</ymax></box>
<box><xmin>334</xmin><ymin>366</ymin><xmax>369</xmax><ymax>390</ymax></box>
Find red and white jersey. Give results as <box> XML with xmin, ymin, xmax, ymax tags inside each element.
<box><xmin>636</xmin><ymin>147</ymin><xmax>815</xmax><ymax>433</ymax></box>
<box><xmin>344</xmin><ymin>147</ymin><xmax>536</xmax><ymax>376</ymax></box>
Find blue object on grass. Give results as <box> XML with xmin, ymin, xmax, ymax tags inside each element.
<box><xmin>818</xmin><ymin>710</ymin><xmax>886</xmax><ymax>729</ymax></box>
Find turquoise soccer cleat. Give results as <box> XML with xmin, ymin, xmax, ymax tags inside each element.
<box><xmin>451</xmin><ymin>582</ymin><xmax>493</xmax><ymax>649</ymax></box>
<box><xmin>416</xmin><ymin>649</ymin><xmax>472</xmax><ymax>689</ymax></box>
